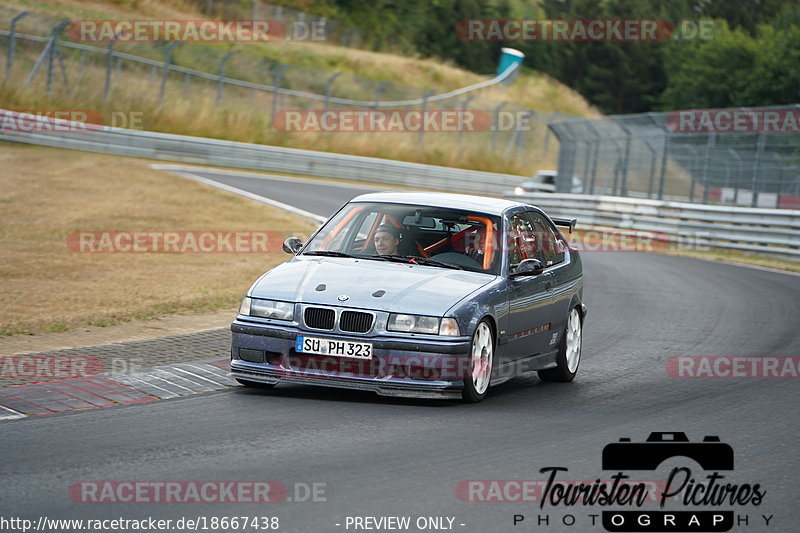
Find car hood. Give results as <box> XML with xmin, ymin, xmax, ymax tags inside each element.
<box><xmin>249</xmin><ymin>256</ymin><xmax>496</xmax><ymax>315</ymax></box>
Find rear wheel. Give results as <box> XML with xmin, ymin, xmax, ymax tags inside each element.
<box><xmin>538</xmin><ymin>307</ymin><xmax>581</xmax><ymax>382</ymax></box>
<box><xmin>462</xmin><ymin>320</ymin><xmax>494</xmax><ymax>403</ymax></box>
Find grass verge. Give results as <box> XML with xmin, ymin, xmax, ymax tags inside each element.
<box><xmin>0</xmin><ymin>143</ymin><xmax>316</xmax><ymax>336</ymax></box>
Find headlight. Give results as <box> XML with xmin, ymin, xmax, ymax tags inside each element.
<box><xmin>514</xmin><ymin>186</ymin><xmax>524</xmax><ymax>195</ymax></box>
<box><xmin>387</xmin><ymin>314</ymin><xmax>460</xmax><ymax>336</ymax></box>
<box><xmin>238</xmin><ymin>296</ymin><xmax>252</xmax><ymax>315</ymax></box>
<box><xmin>247</xmin><ymin>298</ymin><xmax>294</xmax><ymax>321</ymax></box>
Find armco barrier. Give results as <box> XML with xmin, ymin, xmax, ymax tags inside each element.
<box><xmin>508</xmin><ymin>192</ymin><xmax>800</xmax><ymax>259</ymax></box>
<box><xmin>2</xmin><ymin>109</ymin><xmax>797</xmax><ymax>260</ymax></box>
<box><xmin>0</xmin><ymin>109</ymin><xmax>522</xmax><ymax>196</ymax></box>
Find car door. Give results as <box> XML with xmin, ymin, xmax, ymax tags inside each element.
<box><xmin>503</xmin><ymin>211</ymin><xmax>556</xmax><ymax>361</ymax></box>
<box><xmin>528</xmin><ymin>210</ymin><xmax>573</xmax><ymax>339</ymax></box>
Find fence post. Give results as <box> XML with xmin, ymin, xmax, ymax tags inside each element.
<box><xmin>616</xmin><ymin>121</ymin><xmax>631</xmax><ymax>197</ymax></box>
<box><xmin>607</xmin><ymin>136</ymin><xmax>624</xmax><ymax>195</ymax></box>
<box><xmin>584</xmin><ymin>121</ymin><xmax>601</xmax><ymax>194</ymax></box>
<box><xmin>774</xmin><ymin>154</ymin><xmax>785</xmax><ymax>209</ymax></box>
<box><xmin>751</xmin><ymin>131</ymin><xmax>766</xmax><ymax>207</ymax></box>
<box><xmin>216</xmin><ymin>50</ymin><xmax>237</xmax><ymax>106</ymax></box>
<box><xmin>458</xmin><ymin>94</ymin><xmax>475</xmax><ymax>149</ymax></box>
<box><xmin>550</xmin><ymin>123</ymin><xmax>576</xmax><ymax>192</ymax></box>
<box><xmin>727</xmin><ymin>148</ymin><xmax>743</xmax><ymax>205</ymax></box>
<box><xmin>323</xmin><ymin>72</ymin><xmax>341</xmax><ymax>113</ymax></box>
<box><xmin>53</xmin><ymin>40</ymin><xmax>71</xmax><ymax>94</ymax></box>
<box><xmin>492</xmin><ymin>102</ymin><xmax>508</xmax><ymax>153</ymax></box>
<box><xmin>700</xmin><ymin>132</ymin><xmax>717</xmax><ymax>203</ymax></box>
<box><xmin>581</xmin><ymin>138</ymin><xmax>593</xmax><ymax>191</ymax></box>
<box><xmin>75</xmin><ymin>50</ymin><xmax>87</xmax><ymax>81</ymax></box>
<box><xmin>270</xmin><ymin>64</ymin><xmax>289</xmax><ymax>124</ymax></box>
<box><xmin>159</xmin><ymin>41</ymin><xmax>181</xmax><ymax>105</ymax></box>
<box><xmin>419</xmin><ymin>90</ymin><xmax>435</xmax><ymax>148</ymax></box>
<box><xmin>5</xmin><ymin>11</ymin><xmax>30</xmax><ymax>87</ymax></box>
<box><xmin>42</xmin><ymin>20</ymin><xmax>70</xmax><ymax>96</ymax></box>
<box><xmin>103</xmin><ymin>32</ymin><xmax>122</xmax><ymax>103</ymax></box>
<box><xmin>372</xmin><ymin>82</ymin><xmax>389</xmax><ymax>108</ymax></box>
<box><xmin>685</xmin><ymin>146</ymin><xmax>699</xmax><ymax>202</ymax></box>
<box><xmin>643</xmin><ymin>138</ymin><xmax>658</xmax><ymax>199</ymax></box>
<box><xmin>657</xmin><ymin>133</ymin><xmax>670</xmax><ymax>200</ymax></box>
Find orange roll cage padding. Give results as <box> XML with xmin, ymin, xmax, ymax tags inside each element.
<box><xmin>321</xmin><ymin>205</ymin><xmax>364</xmax><ymax>249</ymax></box>
<box><xmin>359</xmin><ymin>213</ymin><xmax>384</xmax><ymax>251</ymax></box>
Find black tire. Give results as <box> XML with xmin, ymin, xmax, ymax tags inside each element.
<box><xmin>462</xmin><ymin>319</ymin><xmax>494</xmax><ymax>403</ymax></box>
<box><xmin>538</xmin><ymin>307</ymin><xmax>582</xmax><ymax>383</ymax></box>
<box><xmin>235</xmin><ymin>378</ymin><xmax>276</xmax><ymax>389</ymax></box>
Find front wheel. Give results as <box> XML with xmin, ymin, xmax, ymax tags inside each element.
<box><xmin>462</xmin><ymin>320</ymin><xmax>494</xmax><ymax>403</ymax></box>
<box><xmin>538</xmin><ymin>307</ymin><xmax>582</xmax><ymax>382</ymax></box>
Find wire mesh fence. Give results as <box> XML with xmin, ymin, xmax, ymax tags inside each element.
<box><xmin>550</xmin><ymin>107</ymin><xmax>800</xmax><ymax>209</ymax></box>
<box><xmin>1</xmin><ymin>7</ymin><xmax>560</xmax><ymax>176</ymax></box>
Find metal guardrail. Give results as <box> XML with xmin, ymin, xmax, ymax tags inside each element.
<box><xmin>2</xmin><ymin>109</ymin><xmax>796</xmax><ymax>260</ymax></box>
<box><xmin>0</xmin><ymin>108</ymin><xmax>524</xmax><ymax>195</ymax></box>
<box><xmin>508</xmin><ymin>192</ymin><xmax>800</xmax><ymax>259</ymax></box>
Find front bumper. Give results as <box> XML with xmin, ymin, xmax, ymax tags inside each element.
<box><xmin>230</xmin><ymin>320</ymin><xmax>472</xmax><ymax>399</ymax></box>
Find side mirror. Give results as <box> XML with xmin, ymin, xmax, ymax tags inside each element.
<box><xmin>510</xmin><ymin>258</ymin><xmax>544</xmax><ymax>277</ymax></box>
<box><xmin>282</xmin><ymin>237</ymin><xmax>303</xmax><ymax>255</ymax></box>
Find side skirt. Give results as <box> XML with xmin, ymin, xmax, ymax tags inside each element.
<box><xmin>491</xmin><ymin>350</ymin><xmax>559</xmax><ymax>386</ymax></box>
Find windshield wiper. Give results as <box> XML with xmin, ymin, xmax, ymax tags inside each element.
<box><xmin>376</xmin><ymin>254</ymin><xmax>463</xmax><ymax>270</ymax></box>
<box><xmin>303</xmin><ymin>250</ymin><xmax>360</xmax><ymax>258</ymax></box>
<box><xmin>303</xmin><ymin>250</ymin><xmax>386</xmax><ymax>261</ymax></box>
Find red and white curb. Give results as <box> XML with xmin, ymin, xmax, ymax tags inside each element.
<box><xmin>0</xmin><ymin>360</ymin><xmax>235</xmax><ymax>420</ymax></box>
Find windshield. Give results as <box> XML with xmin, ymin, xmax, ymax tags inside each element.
<box><xmin>531</xmin><ymin>173</ymin><xmax>556</xmax><ymax>185</ymax></box>
<box><xmin>303</xmin><ymin>202</ymin><xmax>501</xmax><ymax>274</ymax></box>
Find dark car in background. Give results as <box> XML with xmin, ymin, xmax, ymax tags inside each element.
<box><xmin>231</xmin><ymin>192</ymin><xmax>586</xmax><ymax>402</ymax></box>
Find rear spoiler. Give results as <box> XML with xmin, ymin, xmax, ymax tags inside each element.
<box><xmin>551</xmin><ymin>217</ymin><xmax>577</xmax><ymax>233</ymax></box>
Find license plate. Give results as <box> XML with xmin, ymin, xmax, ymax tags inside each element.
<box><xmin>296</xmin><ymin>336</ymin><xmax>373</xmax><ymax>359</ymax></box>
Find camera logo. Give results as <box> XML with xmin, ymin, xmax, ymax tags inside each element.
<box><xmin>598</xmin><ymin>433</ymin><xmax>766</xmax><ymax>532</ymax></box>
<box><xmin>602</xmin><ymin>432</ymin><xmax>734</xmax><ymax>471</ymax></box>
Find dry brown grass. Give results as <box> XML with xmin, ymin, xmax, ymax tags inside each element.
<box><xmin>1</xmin><ymin>0</ymin><xmax>596</xmax><ymax>176</ymax></box>
<box><xmin>0</xmin><ymin>143</ymin><xmax>316</xmax><ymax>336</ymax></box>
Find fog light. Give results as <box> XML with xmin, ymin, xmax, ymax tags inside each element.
<box><xmin>238</xmin><ymin>348</ymin><xmax>264</xmax><ymax>363</ymax></box>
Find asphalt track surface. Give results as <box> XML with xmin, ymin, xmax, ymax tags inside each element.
<box><xmin>2</xmin><ymin>169</ymin><xmax>799</xmax><ymax>533</ymax></box>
